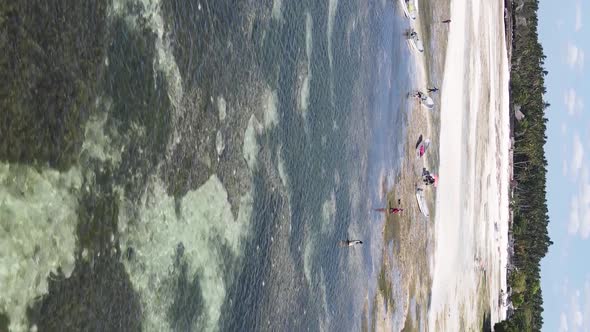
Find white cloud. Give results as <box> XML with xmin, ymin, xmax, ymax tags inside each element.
<box><xmin>575</xmin><ymin>2</ymin><xmax>583</xmax><ymax>32</ymax></box>
<box><xmin>562</xmin><ymin>244</ymin><xmax>570</xmax><ymax>259</ymax></box>
<box><xmin>567</xmin><ymin>43</ymin><xmax>585</xmax><ymax>69</ymax></box>
<box><xmin>562</xmin><ymin>122</ymin><xmax>568</xmax><ymax>135</ymax></box>
<box><xmin>581</xmin><ymin>168</ymin><xmax>590</xmax><ymax>238</ymax></box>
<box><xmin>569</xmin><ymin>196</ymin><xmax>580</xmax><ymax>235</ymax></box>
<box><xmin>570</xmin><ymin>133</ymin><xmax>584</xmax><ymax>177</ymax></box>
<box><xmin>563</xmin><ymin>277</ymin><xmax>590</xmax><ymax>332</ymax></box>
<box><xmin>560</xmin><ymin>312</ymin><xmax>568</xmax><ymax>332</ymax></box>
<box><xmin>584</xmin><ymin>280</ymin><xmax>590</xmax><ymax>330</ymax></box>
<box><xmin>569</xmin><ymin>167</ymin><xmax>590</xmax><ymax>239</ymax></box>
<box><xmin>564</xmin><ymin>89</ymin><xmax>584</xmax><ymax>116</ymax></box>
<box><xmin>569</xmin><ymin>290</ymin><xmax>583</xmax><ymax>329</ymax></box>
<box><xmin>574</xmin><ymin>310</ymin><xmax>583</xmax><ymax>327</ymax></box>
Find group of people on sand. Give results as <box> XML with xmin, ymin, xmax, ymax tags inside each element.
<box><xmin>422</xmin><ymin>168</ymin><xmax>437</xmax><ymax>186</ymax></box>
<box><xmin>341</xmin><ymin>133</ymin><xmax>440</xmax><ymax>247</ymax></box>
<box><xmin>341</xmin><ymin>12</ymin><xmax>450</xmax><ymax>247</ymax></box>
<box><xmin>372</xmin><ymin>167</ymin><xmax>436</xmax><ymax>216</ymax></box>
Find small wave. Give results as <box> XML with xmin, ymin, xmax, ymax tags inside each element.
<box><xmin>244</xmin><ymin>115</ymin><xmax>263</xmax><ymax>170</ymax></box>
<box><xmin>299</xmin><ymin>12</ymin><xmax>313</xmax><ymax>121</ymax></box>
<box><xmin>272</xmin><ymin>0</ymin><xmax>283</xmax><ymax>21</ymax></box>
<box><xmin>327</xmin><ymin>0</ymin><xmax>339</xmax><ymax>69</ymax></box>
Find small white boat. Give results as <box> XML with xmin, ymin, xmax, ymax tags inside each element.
<box><xmin>421</xmin><ymin>95</ymin><xmax>434</xmax><ymax>109</ymax></box>
<box><xmin>409</xmin><ymin>31</ymin><xmax>424</xmax><ymax>53</ymax></box>
<box><xmin>338</xmin><ymin>240</ymin><xmax>363</xmax><ymax>247</ymax></box>
<box><xmin>413</xmin><ymin>91</ymin><xmax>434</xmax><ymax>109</ymax></box>
<box><xmin>400</xmin><ymin>0</ymin><xmax>417</xmax><ymax>20</ymax></box>
<box><xmin>416</xmin><ymin>138</ymin><xmax>431</xmax><ymax>158</ymax></box>
<box><xmin>415</xmin><ymin>187</ymin><xmax>429</xmax><ymax>217</ymax></box>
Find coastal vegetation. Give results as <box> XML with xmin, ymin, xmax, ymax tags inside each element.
<box><xmin>494</xmin><ymin>0</ymin><xmax>552</xmax><ymax>331</ymax></box>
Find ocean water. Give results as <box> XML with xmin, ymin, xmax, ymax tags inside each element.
<box><xmin>0</xmin><ymin>0</ymin><xmax>412</xmax><ymax>331</ymax></box>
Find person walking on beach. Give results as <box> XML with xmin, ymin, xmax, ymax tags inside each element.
<box><xmin>374</xmin><ymin>199</ymin><xmax>403</xmax><ymax>215</ymax></box>
<box><xmin>427</xmin><ymin>87</ymin><xmax>439</xmax><ymax>93</ymax></box>
<box><xmin>374</xmin><ymin>207</ymin><xmax>404</xmax><ymax>215</ymax></box>
<box><xmin>442</xmin><ymin>19</ymin><xmax>451</xmax><ymax>23</ymax></box>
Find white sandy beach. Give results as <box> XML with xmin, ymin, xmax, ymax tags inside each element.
<box><xmin>372</xmin><ymin>0</ymin><xmax>514</xmax><ymax>329</ymax></box>
<box><xmin>427</xmin><ymin>0</ymin><xmax>511</xmax><ymax>329</ymax></box>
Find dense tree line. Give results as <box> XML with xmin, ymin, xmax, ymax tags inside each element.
<box><xmin>494</xmin><ymin>0</ymin><xmax>552</xmax><ymax>331</ymax></box>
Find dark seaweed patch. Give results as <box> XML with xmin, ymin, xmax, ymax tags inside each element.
<box><xmin>103</xmin><ymin>17</ymin><xmax>173</xmax><ymax>200</ymax></box>
<box><xmin>27</xmin><ymin>256</ymin><xmax>142</xmax><ymax>332</ymax></box>
<box><xmin>0</xmin><ymin>1</ymin><xmax>108</xmax><ymax>170</ymax></box>
<box><xmin>167</xmin><ymin>243</ymin><xmax>206</xmax><ymax>331</ymax></box>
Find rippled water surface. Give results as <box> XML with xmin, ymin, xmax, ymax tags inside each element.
<box><xmin>1</xmin><ymin>0</ymin><xmax>413</xmax><ymax>331</ymax></box>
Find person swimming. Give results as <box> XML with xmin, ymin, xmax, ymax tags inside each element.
<box><xmin>338</xmin><ymin>240</ymin><xmax>363</xmax><ymax>247</ymax></box>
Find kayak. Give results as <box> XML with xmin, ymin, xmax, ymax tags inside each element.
<box><xmin>416</xmin><ymin>138</ymin><xmax>431</xmax><ymax>158</ymax></box>
<box><xmin>415</xmin><ymin>187</ymin><xmax>429</xmax><ymax>217</ymax></box>
<box><xmin>400</xmin><ymin>0</ymin><xmax>417</xmax><ymax>20</ymax></box>
<box><xmin>409</xmin><ymin>32</ymin><xmax>424</xmax><ymax>53</ymax></box>
<box><xmin>411</xmin><ymin>91</ymin><xmax>434</xmax><ymax>109</ymax></box>
<box><xmin>420</xmin><ymin>95</ymin><xmax>434</xmax><ymax>109</ymax></box>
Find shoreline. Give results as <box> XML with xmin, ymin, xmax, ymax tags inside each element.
<box><xmin>373</xmin><ymin>0</ymin><xmax>513</xmax><ymax>329</ymax></box>
<box><xmin>371</xmin><ymin>2</ymin><xmax>443</xmax><ymax>329</ymax></box>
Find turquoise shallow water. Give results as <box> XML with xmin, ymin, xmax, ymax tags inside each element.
<box><xmin>0</xmin><ymin>0</ymin><xmax>412</xmax><ymax>330</ymax></box>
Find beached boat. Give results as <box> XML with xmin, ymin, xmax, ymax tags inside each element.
<box><xmin>411</xmin><ymin>91</ymin><xmax>434</xmax><ymax>109</ymax></box>
<box><xmin>400</xmin><ymin>0</ymin><xmax>418</xmax><ymax>20</ymax></box>
<box><xmin>409</xmin><ymin>31</ymin><xmax>424</xmax><ymax>53</ymax></box>
<box><xmin>415</xmin><ymin>187</ymin><xmax>429</xmax><ymax>217</ymax></box>
<box><xmin>420</xmin><ymin>95</ymin><xmax>434</xmax><ymax>109</ymax></box>
<box><xmin>416</xmin><ymin>138</ymin><xmax>431</xmax><ymax>158</ymax></box>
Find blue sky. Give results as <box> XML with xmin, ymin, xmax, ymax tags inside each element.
<box><xmin>539</xmin><ymin>0</ymin><xmax>589</xmax><ymax>331</ymax></box>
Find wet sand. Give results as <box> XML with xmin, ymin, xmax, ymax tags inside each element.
<box><xmin>370</xmin><ymin>1</ymin><xmax>447</xmax><ymax>328</ymax></box>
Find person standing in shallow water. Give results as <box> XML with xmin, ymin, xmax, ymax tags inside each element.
<box><xmin>374</xmin><ymin>207</ymin><xmax>403</xmax><ymax>215</ymax></box>
<box><xmin>374</xmin><ymin>199</ymin><xmax>403</xmax><ymax>215</ymax></box>
<box><xmin>338</xmin><ymin>240</ymin><xmax>363</xmax><ymax>247</ymax></box>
